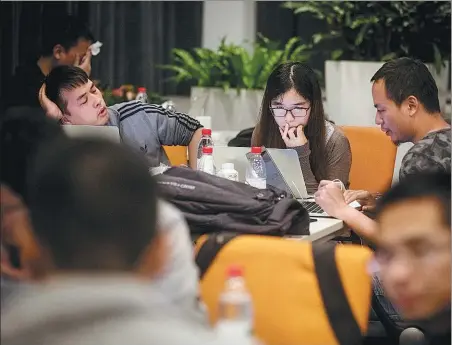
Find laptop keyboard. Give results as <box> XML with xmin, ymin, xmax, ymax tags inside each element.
<box><xmin>301</xmin><ymin>201</ymin><xmax>325</xmax><ymax>214</ymax></box>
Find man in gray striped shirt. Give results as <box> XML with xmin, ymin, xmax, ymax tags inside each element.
<box><xmin>41</xmin><ymin>65</ymin><xmax>203</xmax><ymax>168</ymax></box>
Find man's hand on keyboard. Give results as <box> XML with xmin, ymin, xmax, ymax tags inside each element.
<box><xmin>314</xmin><ymin>181</ymin><xmax>348</xmax><ymax>218</ymax></box>
<box><xmin>344</xmin><ymin>190</ymin><xmax>376</xmax><ymax>212</ymax></box>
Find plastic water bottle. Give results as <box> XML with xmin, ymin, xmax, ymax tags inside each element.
<box><xmin>217</xmin><ymin>163</ymin><xmax>239</xmax><ymax>181</ymax></box>
<box><xmin>161</xmin><ymin>100</ymin><xmax>176</xmax><ymax>111</ymax></box>
<box><xmin>136</xmin><ymin>87</ymin><xmax>148</xmax><ymax>103</ymax></box>
<box><xmin>216</xmin><ymin>266</ymin><xmax>257</xmax><ymax>344</ymax></box>
<box><xmin>246</xmin><ymin>147</ymin><xmax>266</xmax><ymax>189</ymax></box>
<box><xmin>198</xmin><ymin>146</ymin><xmax>216</xmax><ymax>175</ymax></box>
<box><xmin>197</xmin><ymin>128</ymin><xmax>214</xmax><ymax>169</ymax></box>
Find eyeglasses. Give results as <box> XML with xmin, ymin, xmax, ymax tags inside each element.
<box><xmin>270</xmin><ymin>106</ymin><xmax>310</xmax><ymax>118</ymax></box>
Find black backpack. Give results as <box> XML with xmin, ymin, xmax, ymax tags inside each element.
<box><xmin>156</xmin><ymin>167</ymin><xmax>310</xmax><ymax>236</ymax></box>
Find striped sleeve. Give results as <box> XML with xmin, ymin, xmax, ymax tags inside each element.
<box><xmin>115</xmin><ymin>101</ymin><xmax>202</xmax><ymax>146</ymax></box>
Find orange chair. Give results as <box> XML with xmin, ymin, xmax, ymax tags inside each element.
<box><xmin>163</xmin><ymin>146</ymin><xmax>188</xmax><ymax>166</ymax></box>
<box><xmin>195</xmin><ymin>235</ymin><xmax>373</xmax><ymax>345</ymax></box>
<box><xmin>340</xmin><ymin>126</ymin><xmax>397</xmax><ymax>193</ymax></box>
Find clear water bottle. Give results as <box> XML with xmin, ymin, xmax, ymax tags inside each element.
<box><xmin>197</xmin><ymin>128</ymin><xmax>214</xmax><ymax>169</ymax></box>
<box><xmin>246</xmin><ymin>147</ymin><xmax>266</xmax><ymax>189</ymax></box>
<box><xmin>217</xmin><ymin>163</ymin><xmax>239</xmax><ymax>181</ymax></box>
<box><xmin>136</xmin><ymin>87</ymin><xmax>148</xmax><ymax>103</ymax></box>
<box><xmin>198</xmin><ymin>146</ymin><xmax>216</xmax><ymax>175</ymax></box>
<box><xmin>216</xmin><ymin>266</ymin><xmax>255</xmax><ymax>343</ymax></box>
<box><xmin>161</xmin><ymin>100</ymin><xmax>176</xmax><ymax>111</ymax></box>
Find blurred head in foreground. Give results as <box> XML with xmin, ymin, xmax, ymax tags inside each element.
<box><xmin>27</xmin><ymin>137</ymin><xmax>165</xmax><ymax>278</ymax></box>
<box><xmin>375</xmin><ymin>172</ymin><xmax>450</xmax><ymax>320</ymax></box>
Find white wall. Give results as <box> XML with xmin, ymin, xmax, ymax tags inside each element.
<box><xmin>392</xmin><ymin>142</ymin><xmax>414</xmax><ymax>185</ymax></box>
<box><xmin>202</xmin><ymin>0</ymin><xmax>256</xmax><ymax>50</ymax></box>
<box><xmin>325</xmin><ymin>60</ymin><xmax>451</xmax><ymax>127</ymax></box>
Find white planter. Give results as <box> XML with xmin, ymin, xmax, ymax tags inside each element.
<box><xmin>429</xmin><ymin>62</ymin><xmax>451</xmax><ymax>121</ymax></box>
<box><xmin>188</xmin><ymin>87</ymin><xmax>263</xmax><ymax>131</ymax></box>
<box><xmin>325</xmin><ymin>60</ymin><xmax>450</xmax><ymax>127</ymax></box>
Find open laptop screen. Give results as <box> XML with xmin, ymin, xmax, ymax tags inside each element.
<box><xmin>62</xmin><ymin>125</ymin><xmax>121</xmax><ymax>144</ymax></box>
<box><xmin>261</xmin><ymin>150</ymin><xmax>294</xmax><ymax>197</ymax></box>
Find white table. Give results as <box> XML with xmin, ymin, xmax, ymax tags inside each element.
<box><xmin>191</xmin><ymin>217</ymin><xmax>345</xmax><ymax>243</ymax></box>
<box><xmin>287</xmin><ymin>217</ymin><xmax>344</xmax><ymax>243</ymax></box>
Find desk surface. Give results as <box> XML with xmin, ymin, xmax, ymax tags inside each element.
<box><xmin>287</xmin><ymin>217</ymin><xmax>344</xmax><ymax>242</ymax></box>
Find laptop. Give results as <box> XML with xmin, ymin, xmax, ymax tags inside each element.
<box><xmin>62</xmin><ymin>125</ymin><xmax>121</xmax><ymax>143</ymax></box>
<box><xmin>213</xmin><ymin>146</ymin><xmax>356</xmax><ymax>217</ymax></box>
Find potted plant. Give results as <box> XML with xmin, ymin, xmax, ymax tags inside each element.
<box><xmin>159</xmin><ymin>35</ymin><xmax>313</xmax><ymax>131</ymax></box>
<box><xmin>93</xmin><ymin>81</ymin><xmax>167</xmax><ymax>106</ymax></box>
<box><xmin>283</xmin><ymin>1</ymin><xmax>451</xmax><ymax>126</ymax></box>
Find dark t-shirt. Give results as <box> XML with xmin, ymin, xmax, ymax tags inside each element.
<box><xmin>373</xmin><ymin>127</ymin><xmax>451</xmax><ymax>330</ymax></box>
<box><xmin>3</xmin><ymin>62</ymin><xmax>46</xmax><ymax>111</ymax></box>
<box><xmin>400</xmin><ymin>127</ymin><xmax>451</xmax><ymax>179</ymax></box>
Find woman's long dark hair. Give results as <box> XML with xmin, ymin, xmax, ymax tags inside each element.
<box><xmin>252</xmin><ymin>62</ymin><xmax>327</xmax><ymax>182</ymax></box>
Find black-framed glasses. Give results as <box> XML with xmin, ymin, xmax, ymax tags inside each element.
<box><xmin>270</xmin><ymin>106</ymin><xmax>310</xmax><ymax>118</ymax></box>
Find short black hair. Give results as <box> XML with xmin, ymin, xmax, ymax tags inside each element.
<box><xmin>41</xmin><ymin>15</ymin><xmax>94</xmax><ymax>57</ymax></box>
<box><xmin>45</xmin><ymin>65</ymin><xmax>89</xmax><ymax>111</ymax></box>
<box><xmin>0</xmin><ymin>109</ymin><xmax>66</xmax><ymax>203</ymax></box>
<box><xmin>371</xmin><ymin>57</ymin><xmax>441</xmax><ymax>114</ymax></box>
<box><xmin>376</xmin><ymin>172</ymin><xmax>451</xmax><ymax>228</ymax></box>
<box><xmin>28</xmin><ymin>138</ymin><xmax>159</xmax><ymax>271</ymax></box>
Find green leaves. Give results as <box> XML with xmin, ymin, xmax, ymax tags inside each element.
<box><xmin>160</xmin><ymin>35</ymin><xmax>313</xmax><ymax>90</ymax></box>
<box><xmin>331</xmin><ymin>49</ymin><xmax>343</xmax><ymax>60</ymax></box>
<box><xmin>284</xmin><ymin>1</ymin><xmax>450</xmax><ymax>67</ymax></box>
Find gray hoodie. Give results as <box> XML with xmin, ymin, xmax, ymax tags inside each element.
<box><xmin>1</xmin><ymin>277</ymin><xmax>222</xmax><ymax>345</ymax></box>
<box><xmin>1</xmin><ymin>200</ymin><xmax>202</xmax><ymax>319</ymax></box>
<box><xmin>154</xmin><ymin>199</ymin><xmax>204</xmax><ymax>318</ymax></box>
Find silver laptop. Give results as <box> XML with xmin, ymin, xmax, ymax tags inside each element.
<box><xmin>62</xmin><ymin>125</ymin><xmax>121</xmax><ymax>143</ymax></box>
<box><xmin>213</xmin><ymin>146</ymin><xmax>332</xmax><ymax>217</ymax></box>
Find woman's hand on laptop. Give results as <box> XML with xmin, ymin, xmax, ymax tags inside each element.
<box><xmin>39</xmin><ymin>84</ymin><xmax>63</xmax><ymax>121</ymax></box>
<box><xmin>279</xmin><ymin>124</ymin><xmax>308</xmax><ymax>147</ymax></box>
<box><xmin>314</xmin><ymin>182</ymin><xmax>348</xmax><ymax>218</ymax></box>
<box><xmin>344</xmin><ymin>190</ymin><xmax>376</xmax><ymax>212</ymax></box>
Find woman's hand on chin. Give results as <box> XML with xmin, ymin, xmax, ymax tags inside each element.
<box><xmin>279</xmin><ymin>124</ymin><xmax>308</xmax><ymax>147</ymax></box>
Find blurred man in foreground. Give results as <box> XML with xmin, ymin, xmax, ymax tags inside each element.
<box><xmin>1</xmin><ymin>138</ymin><xmax>219</xmax><ymax>345</ymax></box>
<box><xmin>374</xmin><ymin>172</ymin><xmax>451</xmax><ymax>344</ymax></box>
<box><xmin>0</xmin><ymin>112</ymin><xmax>202</xmax><ymax>320</ymax></box>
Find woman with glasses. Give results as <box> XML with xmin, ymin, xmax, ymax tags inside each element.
<box><xmin>252</xmin><ymin>62</ymin><xmax>351</xmax><ymax>194</ymax></box>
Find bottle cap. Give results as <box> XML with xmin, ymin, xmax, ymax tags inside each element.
<box><xmin>201</xmin><ymin>128</ymin><xmax>212</xmax><ymax>136</ymax></box>
<box><xmin>227</xmin><ymin>265</ymin><xmax>243</xmax><ymax>278</ymax></box>
<box><xmin>221</xmin><ymin>163</ymin><xmax>234</xmax><ymax>170</ymax></box>
<box><xmin>202</xmin><ymin>146</ymin><xmax>213</xmax><ymax>154</ymax></box>
<box><xmin>251</xmin><ymin>146</ymin><xmax>262</xmax><ymax>154</ymax></box>
<box><xmin>137</xmin><ymin>87</ymin><xmax>147</xmax><ymax>93</ymax></box>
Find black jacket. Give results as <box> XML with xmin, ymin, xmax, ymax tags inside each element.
<box><xmin>2</xmin><ymin>62</ymin><xmax>45</xmax><ymax>112</ymax></box>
